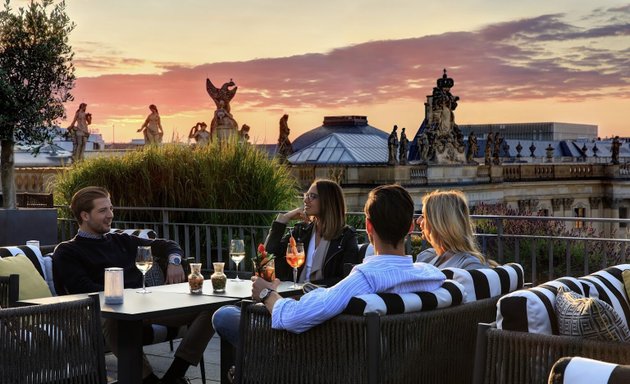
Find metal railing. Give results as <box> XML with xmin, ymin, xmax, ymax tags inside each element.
<box><xmin>56</xmin><ymin>207</ymin><xmax>630</xmax><ymax>285</ymax></box>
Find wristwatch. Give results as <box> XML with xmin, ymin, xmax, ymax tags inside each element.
<box><xmin>259</xmin><ymin>288</ymin><xmax>275</xmax><ymax>303</ymax></box>
<box><xmin>168</xmin><ymin>255</ymin><xmax>182</xmax><ymax>266</ymax></box>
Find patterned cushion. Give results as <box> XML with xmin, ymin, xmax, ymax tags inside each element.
<box><xmin>556</xmin><ymin>287</ymin><xmax>630</xmax><ymax>342</ymax></box>
<box><xmin>442</xmin><ymin>263</ymin><xmax>524</xmax><ymax>303</ymax></box>
<box><xmin>623</xmin><ymin>270</ymin><xmax>630</xmax><ymax>304</ymax></box>
<box><xmin>342</xmin><ymin>280</ymin><xmax>466</xmax><ymax>316</ymax></box>
<box><xmin>549</xmin><ymin>357</ymin><xmax>630</xmax><ymax>384</ymax></box>
<box><xmin>497</xmin><ymin>264</ymin><xmax>630</xmax><ymax>335</ymax></box>
<box><xmin>109</xmin><ymin>228</ymin><xmax>157</xmax><ymax>239</ymax></box>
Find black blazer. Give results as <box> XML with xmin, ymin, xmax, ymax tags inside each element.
<box><xmin>264</xmin><ymin>221</ymin><xmax>360</xmax><ymax>287</ymax></box>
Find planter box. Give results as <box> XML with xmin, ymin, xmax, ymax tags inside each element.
<box><xmin>0</xmin><ymin>208</ymin><xmax>57</xmax><ymax>246</ymax></box>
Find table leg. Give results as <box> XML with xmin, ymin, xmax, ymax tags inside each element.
<box><xmin>116</xmin><ymin>319</ymin><xmax>144</xmax><ymax>384</ymax></box>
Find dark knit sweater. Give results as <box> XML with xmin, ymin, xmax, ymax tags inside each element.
<box><xmin>52</xmin><ymin>233</ymin><xmax>183</xmax><ymax>295</ymax></box>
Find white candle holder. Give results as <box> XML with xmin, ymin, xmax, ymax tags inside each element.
<box><xmin>104</xmin><ymin>267</ymin><xmax>124</xmax><ymax>304</ymax></box>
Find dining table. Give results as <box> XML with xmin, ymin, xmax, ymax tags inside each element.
<box><xmin>20</xmin><ymin>289</ymin><xmax>239</xmax><ymax>384</ymax></box>
<box><xmin>20</xmin><ymin>279</ymin><xmax>306</xmax><ymax>384</ymax></box>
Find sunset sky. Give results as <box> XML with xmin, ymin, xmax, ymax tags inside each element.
<box><xmin>45</xmin><ymin>0</ymin><xmax>630</xmax><ymax>143</ymax></box>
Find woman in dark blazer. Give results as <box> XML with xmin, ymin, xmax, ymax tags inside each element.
<box><xmin>265</xmin><ymin>179</ymin><xmax>360</xmax><ymax>287</ymax></box>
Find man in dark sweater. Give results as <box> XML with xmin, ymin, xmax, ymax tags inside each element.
<box><xmin>53</xmin><ymin>186</ymin><xmax>212</xmax><ymax>384</ymax></box>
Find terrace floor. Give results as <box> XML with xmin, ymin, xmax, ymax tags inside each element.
<box><xmin>106</xmin><ymin>334</ymin><xmax>223</xmax><ymax>383</ymax></box>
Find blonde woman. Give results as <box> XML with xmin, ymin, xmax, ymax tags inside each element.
<box><xmin>416</xmin><ymin>190</ymin><xmax>488</xmax><ymax>270</ymax></box>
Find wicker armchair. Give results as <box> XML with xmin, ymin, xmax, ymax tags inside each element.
<box><xmin>0</xmin><ymin>274</ymin><xmax>19</xmax><ymax>308</ymax></box>
<box><xmin>473</xmin><ymin>323</ymin><xmax>630</xmax><ymax>384</ymax></box>
<box><xmin>234</xmin><ymin>296</ymin><xmax>500</xmax><ymax>384</ymax></box>
<box><xmin>0</xmin><ymin>294</ymin><xmax>106</xmax><ymax>383</ymax></box>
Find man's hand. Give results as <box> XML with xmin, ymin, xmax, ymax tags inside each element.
<box><xmin>251</xmin><ymin>276</ymin><xmax>281</xmax><ymax>302</ymax></box>
<box><xmin>165</xmin><ymin>264</ymin><xmax>186</xmax><ymax>284</ymax></box>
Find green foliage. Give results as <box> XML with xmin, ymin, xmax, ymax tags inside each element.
<box><xmin>0</xmin><ymin>0</ymin><xmax>75</xmax><ymax>207</ymax></box>
<box><xmin>54</xmin><ymin>141</ymin><xmax>300</xmax><ymax>226</ymax></box>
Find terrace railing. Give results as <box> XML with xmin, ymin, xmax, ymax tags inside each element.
<box><xmin>56</xmin><ymin>207</ymin><xmax>630</xmax><ymax>285</ymax></box>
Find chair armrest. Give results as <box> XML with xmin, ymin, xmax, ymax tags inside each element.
<box><xmin>481</xmin><ymin>327</ymin><xmax>630</xmax><ymax>384</ymax></box>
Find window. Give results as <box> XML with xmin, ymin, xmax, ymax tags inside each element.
<box><xmin>574</xmin><ymin>207</ymin><xmax>585</xmax><ymax>229</ymax></box>
<box><xmin>538</xmin><ymin>208</ymin><xmax>550</xmax><ymax>216</ymax></box>
<box><xmin>620</xmin><ymin>207</ymin><xmax>628</xmax><ymax>228</ymax></box>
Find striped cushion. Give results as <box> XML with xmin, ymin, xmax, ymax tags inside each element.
<box><xmin>109</xmin><ymin>228</ymin><xmax>157</xmax><ymax>239</ymax></box>
<box><xmin>342</xmin><ymin>280</ymin><xmax>466</xmax><ymax>316</ymax></box>
<box><xmin>497</xmin><ymin>264</ymin><xmax>630</xmax><ymax>335</ymax></box>
<box><xmin>0</xmin><ymin>245</ymin><xmax>45</xmax><ymax>279</ymax></box>
<box><xmin>578</xmin><ymin>265</ymin><xmax>630</xmax><ymax>329</ymax></box>
<box><xmin>497</xmin><ymin>277</ymin><xmax>593</xmax><ymax>334</ymax></box>
<box><xmin>442</xmin><ymin>263</ymin><xmax>524</xmax><ymax>303</ymax></box>
<box><xmin>549</xmin><ymin>357</ymin><xmax>630</xmax><ymax>384</ymax></box>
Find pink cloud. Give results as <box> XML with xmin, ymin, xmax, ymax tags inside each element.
<box><xmin>73</xmin><ymin>8</ymin><xmax>629</xmax><ymax>124</ymax></box>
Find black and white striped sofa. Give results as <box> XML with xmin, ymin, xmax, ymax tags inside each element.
<box><xmin>235</xmin><ymin>263</ymin><xmax>524</xmax><ymax>384</ymax></box>
<box><xmin>473</xmin><ymin>264</ymin><xmax>630</xmax><ymax>384</ymax></box>
<box><xmin>548</xmin><ymin>357</ymin><xmax>630</xmax><ymax>384</ymax></box>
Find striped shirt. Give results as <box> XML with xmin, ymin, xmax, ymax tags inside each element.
<box><xmin>272</xmin><ymin>255</ymin><xmax>445</xmax><ymax>333</ymax></box>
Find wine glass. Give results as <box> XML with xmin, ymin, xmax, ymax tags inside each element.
<box><xmin>286</xmin><ymin>242</ymin><xmax>305</xmax><ymax>288</ymax></box>
<box><xmin>230</xmin><ymin>239</ymin><xmax>245</xmax><ymax>282</ymax></box>
<box><xmin>135</xmin><ymin>246</ymin><xmax>153</xmax><ymax>294</ymax></box>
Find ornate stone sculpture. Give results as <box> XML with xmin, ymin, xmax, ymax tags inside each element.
<box><xmin>417</xmin><ymin>132</ymin><xmax>430</xmax><ymax>163</ymax></box>
<box><xmin>611</xmin><ymin>136</ymin><xmax>621</xmax><ymax>165</ymax></box>
<box><xmin>188</xmin><ymin>122</ymin><xmax>210</xmax><ymax>146</ymax></box>
<box><xmin>529</xmin><ymin>142</ymin><xmax>536</xmax><ymax>158</ymax></box>
<box><xmin>493</xmin><ymin>133</ymin><xmax>502</xmax><ymax>165</ymax></box>
<box><xmin>484</xmin><ymin>133</ymin><xmax>493</xmax><ymax>165</ymax></box>
<box><xmin>545</xmin><ymin>144</ymin><xmax>554</xmax><ymax>162</ymax></box>
<box><xmin>277</xmin><ymin>114</ymin><xmax>293</xmax><ymax>163</ymax></box>
<box><xmin>425</xmin><ymin>69</ymin><xmax>466</xmax><ymax>164</ymax></box>
<box><xmin>399</xmin><ymin>128</ymin><xmax>409</xmax><ymax>165</ymax></box>
<box><xmin>466</xmin><ymin>132</ymin><xmax>478</xmax><ymax>163</ymax></box>
<box><xmin>239</xmin><ymin>124</ymin><xmax>251</xmax><ymax>143</ymax></box>
<box><xmin>388</xmin><ymin>125</ymin><xmax>399</xmax><ymax>165</ymax></box>
<box><xmin>206</xmin><ymin>78</ymin><xmax>239</xmax><ymax>142</ymax></box>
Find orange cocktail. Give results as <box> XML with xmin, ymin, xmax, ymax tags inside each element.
<box><xmin>286</xmin><ymin>237</ymin><xmax>305</xmax><ymax>288</ymax></box>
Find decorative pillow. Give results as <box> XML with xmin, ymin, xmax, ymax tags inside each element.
<box><xmin>0</xmin><ymin>254</ymin><xmax>52</xmax><ymax>300</ymax></box>
<box><xmin>623</xmin><ymin>270</ymin><xmax>630</xmax><ymax>303</ymax></box>
<box><xmin>342</xmin><ymin>279</ymin><xmax>466</xmax><ymax>316</ymax></box>
<box><xmin>41</xmin><ymin>254</ymin><xmax>57</xmax><ymax>296</ymax></box>
<box><xmin>555</xmin><ymin>287</ymin><xmax>630</xmax><ymax>342</ymax></box>
<box><xmin>442</xmin><ymin>263</ymin><xmax>524</xmax><ymax>302</ymax></box>
<box><xmin>496</xmin><ymin>276</ymin><xmax>591</xmax><ymax>334</ymax></box>
<box><xmin>0</xmin><ymin>245</ymin><xmax>46</xmax><ymax>278</ymax></box>
<box><xmin>549</xmin><ymin>357</ymin><xmax>630</xmax><ymax>384</ymax></box>
<box><xmin>109</xmin><ymin>228</ymin><xmax>157</xmax><ymax>239</ymax></box>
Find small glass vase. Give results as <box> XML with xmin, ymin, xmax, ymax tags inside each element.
<box><xmin>210</xmin><ymin>262</ymin><xmax>227</xmax><ymax>293</ymax></box>
<box><xmin>188</xmin><ymin>263</ymin><xmax>204</xmax><ymax>295</ymax></box>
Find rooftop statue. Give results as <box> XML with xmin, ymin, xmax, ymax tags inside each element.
<box><xmin>277</xmin><ymin>114</ymin><xmax>293</xmax><ymax>163</ymax></box>
<box><xmin>424</xmin><ymin>69</ymin><xmax>467</xmax><ymax>164</ymax></box>
<box><xmin>206</xmin><ymin>78</ymin><xmax>239</xmax><ymax>142</ymax></box>
<box><xmin>388</xmin><ymin>125</ymin><xmax>399</xmax><ymax>165</ymax></box>
<box><xmin>399</xmin><ymin>127</ymin><xmax>409</xmax><ymax>165</ymax></box>
<box><xmin>611</xmin><ymin>136</ymin><xmax>621</xmax><ymax>165</ymax></box>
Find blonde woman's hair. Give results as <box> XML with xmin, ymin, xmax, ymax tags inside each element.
<box><xmin>422</xmin><ymin>190</ymin><xmax>485</xmax><ymax>264</ymax></box>
<box><xmin>312</xmin><ymin>179</ymin><xmax>346</xmax><ymax>240</ymax></box>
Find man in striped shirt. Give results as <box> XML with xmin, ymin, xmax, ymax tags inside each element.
<box><xmin>251</xmin><ymin>184</ymin><xmax>445</xmax><ymax>334</ymax></box>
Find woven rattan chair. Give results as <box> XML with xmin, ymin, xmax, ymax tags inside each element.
<box><xmin>0</xmin><ymin>274</ymin><xmax>19</xmax><ymax>308</ymax></box>
<box><xmin>0</xmin><ymin>293</ymin><xmax>106</xmax><ymax>383</ymax></box>
<box><xmin>472</xmin><ymin>323</ymin><xmax>630</xmax><ymax>384</ymax></box>
<box><xmin>234</xmin><ymin>296</ymin><xmax>500</xmax><ymax>384</ymax></box>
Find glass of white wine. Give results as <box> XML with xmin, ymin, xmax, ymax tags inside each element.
<box><xmin>230</xmin><ymin>239</ymin><xmax>245</xmax><ymax>282</ymax></box>
<box><xmin>135</xmin><ymin>246</ymin><xmax>153</xmax><ymax>293</ymax></box>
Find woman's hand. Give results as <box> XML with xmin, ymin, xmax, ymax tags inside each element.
<box><xmin>276</xmin><ymin>207</ymin><xmax>308</xmax><ymax>224</ymax></box>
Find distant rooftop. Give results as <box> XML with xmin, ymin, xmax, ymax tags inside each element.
<box><xmin>288</xmin><ymin>133</ymin><xmax>387</xmax><ymax>165</ymax></box>
<box><xmin>291</xmin><ymin>115</ymin><xmax>387</xmax><ymax>152</ymax></box>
